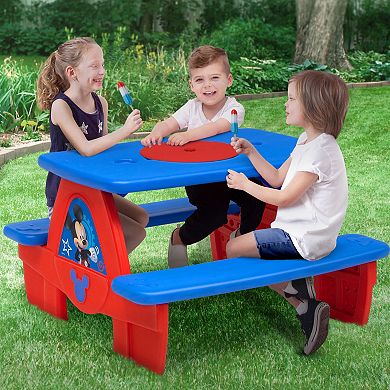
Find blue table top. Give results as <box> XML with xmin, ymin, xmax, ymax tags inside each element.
<box><xmin>38</xmin><ymin>128</ymin><xmax>297</xmax><ymax>194</ymax></box>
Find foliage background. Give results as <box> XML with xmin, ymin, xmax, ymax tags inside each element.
<box><xmin>0</xmin><ymin>0</ymin><xmax>389</xmax><ymax>138</ymax></box>
<box><xmin>0</xmin><ymin>0</ymin><xmax>389</xmax><ymax>56</ymax></box>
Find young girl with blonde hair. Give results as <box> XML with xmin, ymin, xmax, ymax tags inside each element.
<box><xmin>226</xmin><ymin>70</ymin><xmax>349</xmax><ymax>355</ymax></box>
<box><xmin>37</xmin><ymin>37</ymin><xmax>148</xmax><ymax>254</ymax></box>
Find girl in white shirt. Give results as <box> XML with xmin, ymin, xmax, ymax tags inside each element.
<box><xmin>226</xmin><ymin>70</ymin><xmax>349</xmax><ymax>356</ymax></box>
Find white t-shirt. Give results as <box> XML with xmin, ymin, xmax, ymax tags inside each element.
<box><xmin>172</xmin><ymin>97</ymin><xmax>244</xmax><ymax>130</ymax></box>
<box><xmin>271</xmin><ymin>132</ymin><xmax>348</xmax><ymax>260</ymax></box>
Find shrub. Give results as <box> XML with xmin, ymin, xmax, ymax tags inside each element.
<box><xmin>354</xmin><ymin>0</ymin><xmax>390</xmax><ymax>53</ymax></box>
<box><xmin>200</xmin><ymin>19</ymin><xmax>295</xmax><ymax>61</ymax></box>
<box><xmin>346</xmin><ymin>50</ymin><xmax>390</xmax><ymax>81</ymax></box>
<box><xmin>0</xmin><ymin>23</ymin><xmax>66</xmax><ymax>55</ymax></box>
<box><xmin>230</xmin><ymin>58</ymin><xmax>292</xmax><ymax>94</ymax></box>
<box><xmin>0</xmin><ymin>57</ymin><xmax>41</xmax><ymax>132</ymax></box>
<box><xmin>102</xmin><ymin>38</ymin><xmax>192</xmax><ymax>127</ymax></box>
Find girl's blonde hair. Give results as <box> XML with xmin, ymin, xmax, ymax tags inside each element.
<box><xmin>36</xmin><ymin>37</ymin><xmax>97</xmax><ymax>110</ymax></box>
<box><xmin>290</xmin><ymin>70</ymin><xmax>349</xmax><ymax>138</ymax></box>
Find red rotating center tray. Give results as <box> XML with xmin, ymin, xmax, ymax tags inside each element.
<box><xmin>140</xmin><ymin>141</ymin><xmax>237</xmax><ymax>163</ymax></box>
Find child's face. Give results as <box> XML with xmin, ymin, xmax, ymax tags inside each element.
<box><xmin>285</xmin><ymin>81</ymin><xmax>308</xmax><ymax>128</ymax></box>
<box><xmin>72</xmin><ymin>44</ymin><xmax>105</xmax><ymax>92</ymax></box>
<box><xmin>189</xmin><ymin>60</ymin><xmax>232</xmax><ymax>107</ymax></box>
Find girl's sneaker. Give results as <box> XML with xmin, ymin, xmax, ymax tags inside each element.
<box><xmin>297</xmin><ymin>299</ymin><xmax>330</xmax><ymax>355</ymax></box>
<box><xmin>284</xmin><ymin>277</ymin><xmax>316</xmax><ymax>300</ymax></box>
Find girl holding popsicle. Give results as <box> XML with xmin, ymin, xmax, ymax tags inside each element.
<box><xmin>226</xmin><ymin>70</ymin><xmax>349</xmax><ymax>355</ymax></box>
<box><xmin>37</xmin><ymin>37</ymin><xmax>148</xmax><ymax>254</ymax></box>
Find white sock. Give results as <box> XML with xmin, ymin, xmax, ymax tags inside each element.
<box><xmin>284</xmin><ymin>281</ymin><xmax>298</xmax><ymax>295</ymax></box>
<box><xmin>296</xmin><ymin>300</ymin><xmax>308</xmax><ymax>315</ymax></box>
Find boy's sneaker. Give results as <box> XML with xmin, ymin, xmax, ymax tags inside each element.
<box><xmin>297</xmin><ymin>299</ymin><xmax>330</xmax><ymax>355</ymax></box>
<box><xmin>284</xmin><ymin>277</ymin><xmax>316</xmax><ymax>300</ymax></box>
<box><xmin>168</xmin><ymin>225</ymin><xmax>189</xmax><ymax>268</ymax></box>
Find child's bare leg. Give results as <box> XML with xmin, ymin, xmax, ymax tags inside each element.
<box><xmin>227</xmin><ymin>237</ymin><xmax>303</xmax><ymax>309</ymax></box>
<box><xmin>269</xmin><ymin>282</ymin><xmax>301</xmax><ymax>308</ymax></box>
<box><xmin>113</xmin><ymin>194</ymin><xmax>149</xmax><ymax>227</ymax></box>
<box><xmin>226</xmin><ymin>231</ymin><xmax>260</xmax><ymax>258</ymax></box>
<box><xmin>118</xmin><ymin>212</ymin><xmax>146</xmax><ymax>254</ymax></box>
<box><xmin>112</xmin><ymin>195</ymin><xmax>148</xmax><ymax>253</ymax></box>
<box><xmin>227</xmin><ymin>231</ymin><xmax>328</xmax><ymax>354</ymax></box>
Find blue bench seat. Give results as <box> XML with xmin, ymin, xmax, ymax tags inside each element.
<box><xmin>111</xmin><ymin>234</ymin><xmax>389</xmax><ymax>305</ymax></box>
<box><xmin>3</xmin><ymin>197</ymin><xmax>240</xmax><ymax>246</ymax></box>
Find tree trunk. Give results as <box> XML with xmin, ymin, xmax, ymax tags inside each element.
<box><xmin>294</xmin><ymin>0</ymin><xmax>352</xmax><ymax>70</ymax></box>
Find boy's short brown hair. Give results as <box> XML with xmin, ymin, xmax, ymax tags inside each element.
<box><xmin>188</xmin><ymin>45</ymin><xmax>230</xmax><ymax>75</ymax></box>
<box><xmin>290</xmin><ymin>70</ymin><xmax>349</xmax><ymax>138</ymax></box>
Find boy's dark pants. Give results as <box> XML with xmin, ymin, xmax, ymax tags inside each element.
<box><xmin>179</xmin><ymin>179</ymin><xmax>266</xmax><ymax>245</ymax></box>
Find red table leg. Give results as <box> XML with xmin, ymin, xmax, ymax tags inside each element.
<box><xmin>16</xmin><ymin>179</ymin><xmax>169</xmax><ymax>373</ymax></box>
<box><xmin>112</xmin><ymin>304</ymin><xmax>168</xmax><ymax>374</ymax></box>
<box><xmin>314</xmin><ymin>262</ymin><xmax>377</xmax><ymax>325</ymax></box>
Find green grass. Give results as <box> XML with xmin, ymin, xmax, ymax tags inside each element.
<box><xmin>1</xmin><ymin>87</ymin><xmax>389</xmax><ymax>389</ymax></box>
<box><xmin>0</xmin><ymin>55</ymin><xmax>45</xmax><ymax>69</ymax></box>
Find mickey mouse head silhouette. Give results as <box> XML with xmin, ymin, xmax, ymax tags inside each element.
<box><xmin>70</xmin><ymin>269</ymin><xmax>89</xmax><ymax>303</ymax></box>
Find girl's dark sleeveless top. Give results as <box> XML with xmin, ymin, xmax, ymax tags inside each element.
<box><xmin>45</xmin><ymin>91</ymin><xmax>104</xmax><ymax>207</ymax></box>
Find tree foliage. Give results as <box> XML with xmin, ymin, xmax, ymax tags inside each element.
<box><xmin>0</xmin><ymin>0</ymin><xmax>388</xmax><ymax>57</ymax></box>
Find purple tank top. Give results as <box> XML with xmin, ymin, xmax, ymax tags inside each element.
<box><xmin>45</xmin><ymin>92</ymin><xmax>104</xmax><ymax>207</ymax></box>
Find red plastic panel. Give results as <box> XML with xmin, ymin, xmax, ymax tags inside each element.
<box><xmin>16</xmin><ymin>179</ymin><xmax>170</xmax><ymax>374</ymax></box>
<box><xmin>140</xmin><ymin>141</ymin><xmax>237</xmax><ymax>162</ymax></box>
<box><xmin>314</xmin><ymin>262</ymin><xmax>377</xmax><ymax>325</ymax></box>
<box><xmin>210</xmin><ymin>204</ymin><xmax>277</xmax><ymax>260</ymax></box>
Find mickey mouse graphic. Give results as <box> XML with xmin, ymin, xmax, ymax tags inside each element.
<box><xmin>65</xmin><ymin>204</ymin><xmax>91</xmax><ymax>268</ymax></box>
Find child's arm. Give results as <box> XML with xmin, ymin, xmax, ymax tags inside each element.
<box><xmin>51</xmin><ymin>98</ymin><xmax>142</xmax><ymax>157</ymax></box>
<box><xmin>231</xmin><ymin>137</ymin><xmax>290</xmax><ymax>188</ymax></box>
<box><xmin>167</xmin><ymin>118</ymin><xmax>230</xmax><ymax>146</ymax></box>
<box><xmin>142</xmin><ymin>117</ymin><xmax>230</xmax><ymax>147</ymax></box>
<box><xmin>140</xmin><ymin>117</ymin><xmax>180</xmax><ymax>147</ymax></box>
<box><xmin>226</xmin><ymin>169</ymin><xmax>318</xmax><ymax>207</ymax></box>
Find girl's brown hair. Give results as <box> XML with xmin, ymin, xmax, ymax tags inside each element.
<box><xmin>188</xmin><ymin>45</ymin><xmax>230</xmax><ymax>75</ymax></box>
<box><xmin>290</xmin><ymin>70</ymin><xmax>349</xmax><ymax>138</ymax></box>
<box><xmin>36</xmin><ymin>37</ymin><xmax>97</xmax><ymax>110</ymax></box>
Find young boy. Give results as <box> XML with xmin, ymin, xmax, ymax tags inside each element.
<box><xmin>142</xmin><ymin>45</ymin><xmax>265</xmax><ymax>267</ymax></box>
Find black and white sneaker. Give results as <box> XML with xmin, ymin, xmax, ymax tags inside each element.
<box><xmin>284</xmin><ymin>277</ymin><xmax>316</xmax><ymax>300</ymax></box>
<box><xmin>297</xmin><ymin>299</ymin><xmax>330</xmax><ymax>355</ymax></box>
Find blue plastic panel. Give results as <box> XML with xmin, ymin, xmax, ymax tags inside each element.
<box><xmin>111</xmin><ymin>234</ymin><xmax>389</xmax><ymax>305</ymax></box>
<box><xmin>3</xmin><ymin>218</ymin><xmax>50</xmax><ymax>246</ymax></box>
<box><xmin>38</xmin><ymin>129</ymin><xmax>297</xmax><ymax>194</ymax></box>
<box><xmin>3</xmin><ymin>198</ymin><xmax>241</xmax><ymax>245</ymax></box>
<box><xmin>143</xmin><ymin>198</ymin><xmax>240</xmax><ymax>227</ymax></box>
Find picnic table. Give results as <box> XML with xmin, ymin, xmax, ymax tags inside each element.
<box><xmin>4</xmin><ymin>128</ymin><xmax>388</xmax><ymax>374</ymax></box>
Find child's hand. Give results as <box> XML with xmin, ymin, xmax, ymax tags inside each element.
<box><xmin>124</xmin><ymin>109</ymin><xmax>143</xmax><ymax>134</ymax></box>
<box><xmin>231</xmin><ymin>137</ymin><xmax>254</xmax><ymax>156</ymax></box>
<box><xmin>226</xmin><ymin>169</ymin><xmax>249</xmax><ymax>191</ymax></box>
<box><xmin>167</xmin><ymin>131</ymin><xmax>191</xmax><ymax>146</ymax></box>
<box><xmin>141</xmin><ymin>122</ymin><xmax>165</xmax><ymax>147</ymax></box>
<box><xmin>141</xmin><ymin>130</ymin><xmax>164</xmax><ymax>147</ymax></box>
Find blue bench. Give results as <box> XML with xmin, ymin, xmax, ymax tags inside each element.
<box><xmin>4</xmin><ymin>196</ymin><xmax>389</xmax><ymax>374</ymax></box>
<box><xmin>111</xmin><ymin>234</ymin><xmax>389</xmax><ymax>305</ymax></box>
<box><xmin>4</xmin><ymin>199</ymin><xmax>389</xmax><ymax>326</ymax></box>
<box><xmin>3</xmin><ymin>197</ymin><xmax>240</xmax><ymax>246</ymax></box>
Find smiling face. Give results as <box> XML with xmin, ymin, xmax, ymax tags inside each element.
<box><xmin>70</xmin><ymin>44</ymin><xmax>105</xmax><ymax>92</ymax></box>
<box><xmin>74</xmin><ymin>220</ymin><xmax>88</xmax><ymax>250</ymax></box>
<box><xmin>285</xmin><ymin>81</ymin><xmax>308</xmax><ymax>128</ymax></box>
<box><xmin>189</xmin><ymin>60</ymin><xmax>232</xmax><ymax>109</ymax></box>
